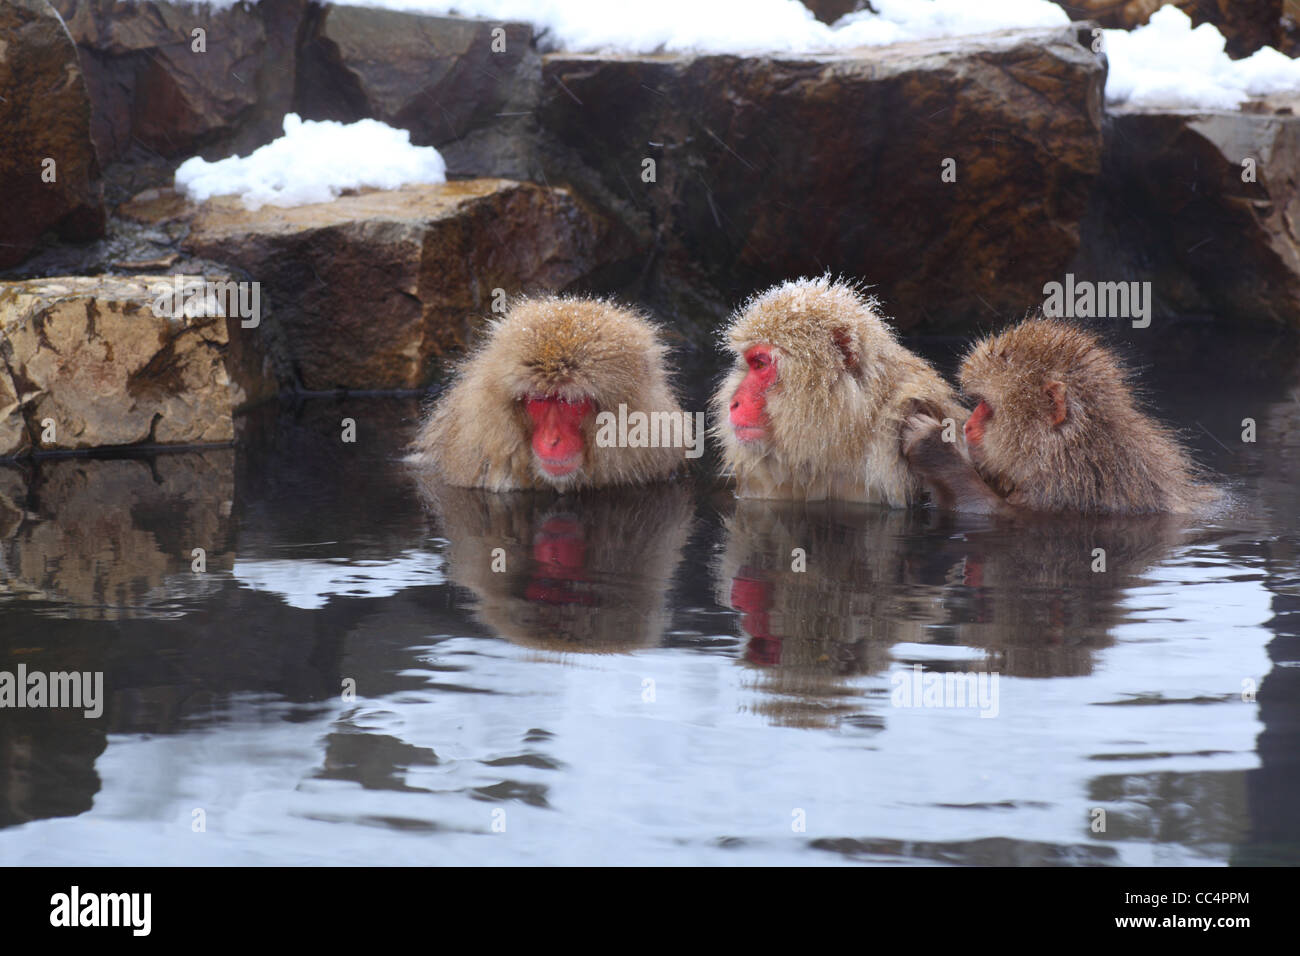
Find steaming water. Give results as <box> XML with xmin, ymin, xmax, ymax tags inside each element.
<box><xmin>1</xmin><ymin>327</ymin><xmax>1297</xmax><ymax>865</ymax></box>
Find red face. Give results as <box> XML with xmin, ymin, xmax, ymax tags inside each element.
<box><xmin>964</xmin><ymin>400</ymin><xmax>993</xmax><ymax>450</ymax></box>
<box><xmin>525</xmin><ymin>396</ymin><xmax>593</xmax><ymax>478</ymax></box>
<box><xmin>523</xmin><ymin>515</ymin><xmax>595</xmax><ymax>606</ymax></box>
<box><xmin>729</xmin><ymin>345</ymin><xmax>777</xmax><ymax>442</ymax></box>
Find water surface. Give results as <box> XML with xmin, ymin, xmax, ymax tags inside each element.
<box><xmin>2</xmin><ymin>327</ymin><xmax>1298</xmax><ymax>865</ymax></box>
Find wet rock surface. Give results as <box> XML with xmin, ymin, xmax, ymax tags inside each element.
<box><xmin>539</xmin><ymin>26</ymin><xmax>1106</xmax><ymax>329</ymax></box>
<box><xmin>0</xmin><ymin>0</ymin><xmax>106</xmax><ymax>269</ymax></box>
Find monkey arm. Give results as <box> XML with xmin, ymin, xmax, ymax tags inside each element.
<box><xmin>901</xmin><ymin>415</ymin><xmax>1008</xmax><ymax>515</ymax></box>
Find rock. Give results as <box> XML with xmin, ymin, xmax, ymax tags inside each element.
<box><xmin>800</xmin><ymin>0</ymin><xmax>865</xmax><ymax>26</ymax></box>
<box><xmin>296</xmin><ymin>5</ymin><xmax>541</xmax><ymax>179</ymax></box>
<box><xmin>1049</xmin><ymin>1</ymin><xmax>1163</xmax><ymax>29</ymax></box>
<box><xmin>0</xmin><ymin>274</ymin><xmax>263</xmax><ymax>457</ymax></box>
<box><xmin>1071</xmin><ymin>97</ymin><xmax>1300</xmax><ymax>325</ymax></box>
<box><xmin>1175</xmin><ymin>1</ymin><xmax>1292</xmax><ymax>58</ymax></box>
<box><xmin>539</xmin><ymin>26</ymin><xmax>1105</xmax><ymax>329</ymax></box>
<box><xmin>182</xmin><ymin>179</ymin><xmax>625</xmax><ymax>391</ymax></box>
<box><xmin>0</xmin><ymin>451</ymin><xmax>234</xmax><ymax>615</ymax></box>
<box><xmin>50</xmin><ymin>0</ymin><xmax>305</xmax><ymax>165</ymax></box>
<box><xmin>1054</xmin><ymin>1</ymin><xmax>1297</xmax><ymax>56</ymax></box>
<box><xmin>0</xmin><ymin>0</ymin><xmax>106</xmax><ymax>268</ymax></box>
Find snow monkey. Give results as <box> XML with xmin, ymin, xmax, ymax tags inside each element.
<box><xmin>712</xmin><ymin>277</ymin><xmax>965</xmax><ymax>505</ymax></box>
<box><xmin>411</xmin><ymin>296</ymin><xmax>695</xmax><ymax>491</ymax></box>
<box><xmin>902</xmin><ymin>318</ymin><xmax>1219</xmax><ymax>515</ymax></box>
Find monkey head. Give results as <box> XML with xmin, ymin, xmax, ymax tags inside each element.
<box><xmin>958</xmin><ymin>319</ymin><xmax>1129</xmax><ymax>487</ymax></box>
<box><xmin>414</xmin><ymin>296</ymin><xmax>685</xmax><ymax>492</ymax></box>
<box><xmin>713</xmin><ymin>277</ymin><xmax>958</xmax><ymax>504</ymax></box>
<box><xmin>956</xmin><ymin>318</ymin><xmax>1216</xmax><ymax>514</ymax></box>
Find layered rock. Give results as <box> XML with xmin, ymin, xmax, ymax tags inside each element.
<box><xmin>296</xmin><ymin>5</ymin><xmax>540</xmax><ymax>179</ymax></box>
<box><xmin>181</xmin><ymin>179</ymin><xmax>625</xmax><ymax>390</ymax></box>
<box><xmin>0</xmin><ymin>0</ymin><xmax>106</xmax><ymax>268</ymax></box>
<box><xmin>539</xmin><ymin>26</ymin><xmax>1105</xmax><ymax>328</ymax></box>
<box><xmin>0</xmin><ymin>275</ymin><xmax>262</xmax><ymax>457</ymax></box>
<box><xmin>1071</xmin><ymin>96</ymin><xmax>1300</xmax><ymax>325</ymax></box>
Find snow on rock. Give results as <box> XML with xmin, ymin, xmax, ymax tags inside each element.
<box><xmin>179</xmin><ymin>1</ymin><xmax>1300</xmax><ymax>117</ymax></box>
<box><xmin>175</xmin><ymin>113</ymin><xmax>447</xmax><ymax>210</ymax></box>
<box><xmin>1105</xmin><ymin>6</ymin><xmax>1300</xmax><ymax>109</ymax></box>
<box><xmin>344</xmin><ymin>0</ymin><xmax>1071</xmax><ymax>53</ymax></box>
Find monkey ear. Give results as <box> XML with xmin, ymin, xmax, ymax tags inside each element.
<box><xmin>831</xmin><ymin>328</ymin><xmax>860</xmax><ymax>373</ymax></box>
<box><xmin>1044</xmin><ymin>381</ymin><xmax>1068</xmax><ymax>427</ymax></box>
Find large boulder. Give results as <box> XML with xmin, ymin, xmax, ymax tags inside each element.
<box><xmin>295</xmin><ymin>5</ymin><xmax>541</xmax><ymax>179</ymax></box>
<box><xmin>0</xmin><ymin>274</ymin><xmax>263</xmax><ymax>457</ymax></box>
<box><xmin>1071</xmin><ymin>96</ymin><xmax>1300</xmax><ymax>326</ymax></box>
<box><xmin>0</xmin><ymin>0</ymin><xmax>106</xmax><ymax>268</ymax></box>
<box><xmin>538</xmin><ymin>25</ymin><xmax>1105</xmax><ymax>329</ymax></box>
<box><xmin>181</xmin><ymin>179</ymin><xmax>626</xmax><ymax>391</ymax></box>
<box><xmin>51</xmin><ymin>0</ymin><xmax>305</xmax><ymax>164</ymax></box>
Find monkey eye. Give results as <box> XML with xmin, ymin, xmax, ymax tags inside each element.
<box><xmin>745</xmin><ymin>347</ymin><xmax>772</xmax><ymax>371</ymax></box>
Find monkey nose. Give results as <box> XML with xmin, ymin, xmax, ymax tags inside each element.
<box><xmin>730</xmin><ymin>399</ymin><xmax>740</xmax><ymax>411</ymax></box>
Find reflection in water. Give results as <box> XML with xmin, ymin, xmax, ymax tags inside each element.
<box><xmin>0</xmin><ymin>331</ymin><xmax>1296</xmax><ymax>864</ymax></box>
<box><xmin>714</xmin><ymin>500</ymin><xmax>952</xmax><ymax>727</ymax></box>
<box><xmin>946</xmin><ymin>515</ymin><xmax>1192</xmax><ymax>678</ymax></box>
<box><xmin>416</xmin><ymin>477</ymin><xmax>692</xmax><ymax>653</ymax></box>
<box><xmin>0</xmin><ymin>453</ymin><xmax>234</xmax><ymax>616</ymax></box>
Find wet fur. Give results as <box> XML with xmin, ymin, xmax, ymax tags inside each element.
<box><xmin>952</xmin><ymin>319</ymin><xmax>1217</xmax><ymax>514</ymax></box>
<box><xmin>410</xmin><ymin>296</ymin><xmax>685</xmax><ymax>491</ymax></box>
<box><xmin>712</xmin><ymin>277</ymin><xmax>964</xmax><ymax>506</ymax></box>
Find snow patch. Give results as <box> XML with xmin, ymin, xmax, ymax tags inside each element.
<box><xmin>1105</xmin><ymin>6</ymin><xmax>1300</xmax><ymax>109</ymax></box>
<box><xmin>175</xmin><ymin>113</ymin><xmax>447</xmax><ymax>210</ymax></box>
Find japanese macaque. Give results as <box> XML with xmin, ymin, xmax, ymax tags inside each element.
<box><xmin>903</xmin><ymin>319</ymin><xmax>1219</xmax><ymax>515</ymax></box>
<box><xmin>712</xmin><ymin>277</ymin><xmax>965</xmax><ymax>505</ymax></box>
<box><xmin>416</xmin><ymin>477</ymin><xmax>692</xmax><ymax>653</ymax></box>
<box><xmin>410</xmin><ymin>297</ymin><xmax>692</xmax><ymax>491</ymax></box>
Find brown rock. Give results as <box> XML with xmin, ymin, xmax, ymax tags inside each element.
<box><xmin>1071</xmin><ymin>98</ymin><xmax>1300</xmax><ymax>325</ymax></box>
<box><xmin>0</xmin><ymin>0</ymin><xmax>106</xmax><ymax>268</ymax></box>
<box><xmin>51</xmin><ymin>0</ymin><xmax>305</xmax><ymax>164</ymax></box>
<box><xmin>800</xmin><ymin>0</ymin><xmax>865</xmax><ymax>26</ymax></box>
<box><xmin>182</xmin><ymin>180</ymin><xmax>624</xmax><ymax>390</ymax></box>
<box><xmin>296</xmin><ymin>5</ymin><xmax>541</xmax><ymax>179</ymax></box>
<box><xmin>1050</xmin><ymin>1</ymin><xmax>1163</xmax><ymax>29</ymax></box>
<box><xmin>539</xmin><ymin>26</ymin><xmax>1104</xmax><ymax>329</ymax></box>
<box><xmin>0</xmin><ymin>275</ymin><xmax>251</xmax><ymax>457</ymax></box>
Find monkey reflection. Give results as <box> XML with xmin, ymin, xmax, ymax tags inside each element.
<box><xmin>714</xmin><ymin>500</ymin><xmax>955</xmax><ymax>727</ymax></box>
<box><xmin>715</xmin><ymin>501</ymin><xmax>1193</xmax><ymax>725</ymax></box>
<box><xmin>947</xmin><ymin>515</ymin><xmax>1192</xmax><ymax>678</ymax></box>
<box><xmin>416</xmin><ymin>477</ymin><xmax>692</xmax><ymax>653</ymax></box>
